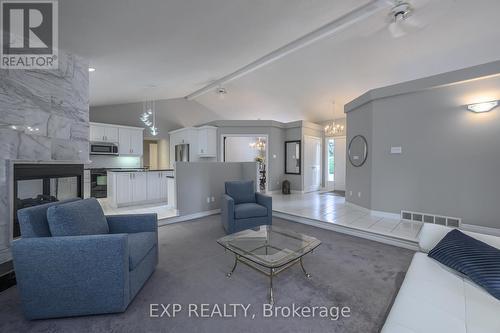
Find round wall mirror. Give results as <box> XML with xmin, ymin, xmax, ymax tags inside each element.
<box><xmin>348</xmin><ymin>135</ymin><xmax>368</xmax><ymax>167</ymax></box>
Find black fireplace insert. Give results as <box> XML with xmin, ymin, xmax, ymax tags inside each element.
<box><xmin>13</xmin><ymin>164</ymin><xmax>84</xmax><ymax>238</ymax></box>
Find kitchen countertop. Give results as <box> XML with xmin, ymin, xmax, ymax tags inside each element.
<box><xmin>106</xmin><ymin>168</ymin><xmax>174</xmax><ymax>173</ymax></box>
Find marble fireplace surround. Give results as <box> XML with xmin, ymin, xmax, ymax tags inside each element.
<box><xmin>0</xmin><ymin>52</ymin><xmax>89</xmax><ymax>264</ymax></box>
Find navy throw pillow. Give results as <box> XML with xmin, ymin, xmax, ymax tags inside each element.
<box><xmin>428</xmin><ymin>229</ymin><xmax>500</xmax><ymax>300</ymax></box>
<box><xmin>47</xmin><ymin>198</ymin><xmax>109</xmax><ymax>237</ymax></box>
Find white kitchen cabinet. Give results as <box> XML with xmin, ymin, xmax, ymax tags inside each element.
<box><xmin>90</xmin><ymin>123</ymin><xmax>118</xmax><ymax>143</ymax></box>
<box><xmin>197</xmin><ymin>126</ymin><xmax>217</xmax><ymax>157</ymax></box>
<box><xmin>115</xmin><ymin>173</ymin><xmax>133</xmax><ymax>205</ymax></box>
<box><xmin>169</xmin><ymin>126</ymin><xmax>218</xmax><ymax>166</ymax></box>
<box><xmin>169</xmin><ymin>127</ymin><xmax>198</xmax><ymax>165</ymax></box>
<box><xmin>160</xmin><ymin>172</ymin><xmax>169</xmax><ymax>201</ymax></box>
<box><xmin>167</xmin><ymin>177</ymin><xmax>176</xmax><ymax>209</ymax></box>
<box><xmin>131</xmin><ymin>172</ymin><xmax>147</xmax><ymax>202</ymax></box>
<box><xmin>147</xmin><ymin>172</ymin><xmax>162</xmax><ymax>201</ymax></box>
<box><xmin>108</xmin><ymin>170</ymin><xmax>169</xmax><ymax>208</ymax></box>
<box><xmin>119</xmin><ymin>128</ymin><xmax>144</xmax><ymax>156</ymax></box>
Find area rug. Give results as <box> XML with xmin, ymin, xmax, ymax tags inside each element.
<box><xmin>0</xmin><ymin>215</ymin><xmax>413</xmax><ymax>333</ymax></box>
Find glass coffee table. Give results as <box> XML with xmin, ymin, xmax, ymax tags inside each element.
<box><xmin>217</xmin><ymin>225</ymin><xmax>321</xmax><ymax>304</ymax></box>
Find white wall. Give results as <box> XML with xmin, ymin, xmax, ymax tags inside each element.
<box><xmin>225</xmin><ymin>137</ymin><xmax>263</xmax><ymax>162</ymax></box>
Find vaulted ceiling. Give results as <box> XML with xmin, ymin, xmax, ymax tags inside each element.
<box><xmin>62</xmin><ymin>0</ymin><xmax>500</xmax><ymax>122</ymax></box>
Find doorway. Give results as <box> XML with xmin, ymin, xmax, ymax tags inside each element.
<box><xmin>222</xmin><ymin>134</ymin><xmax>269</xmax><ymax>192</ymax></box>
<box><xmin>304</xmin><ymin>135</ymin><xmax>321</xmax><ymax>192</ymax></box>
<box><xmin>325</xmin><ymin>137</ymin><xmax>346</xmax><ymax>191</ymax></box>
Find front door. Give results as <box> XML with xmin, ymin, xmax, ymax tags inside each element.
<box><xmin>304</xmin><ymin>136</ymin><xmax>321</xmax><ymax>192</ymax></box>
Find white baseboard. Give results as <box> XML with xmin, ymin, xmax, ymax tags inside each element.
<box><xmin>273</xmin><ymin>211</ymin><xmax>418</xmax><ymax>251</ymax></box>
<box><xmin>158</xmin><ymin>209</ymin><xmax>221</xmax><ymax>226</ymax></box>
<box><xmin>461</xmin><ymin>223</ymin><xmax>500</xmax><ymax>237</ymax></box>
<box><xmin>345</xmin><ymin>202</ymin><xmax>400</xmax><ymax>219</ymax></box>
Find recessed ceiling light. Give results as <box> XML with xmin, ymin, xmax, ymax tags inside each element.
<box><xmin>467</xmin><ymin>101</ymin><xmax>498</xmax><ymax>113</ymax></box>
<box><xmin>216</xmin><ymin>87</ymin><xmax>227</xmax><ymax>95</ymax></box>
<box><xmin>88</xmin><ymin>67</ymin><xmax>96</xmax><ymax>72</ymax></box>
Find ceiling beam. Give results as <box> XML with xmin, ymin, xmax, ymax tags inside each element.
<box><xmin>185</xmin><ymin>0</ymin><xmax>390</xmax><ymax>100</ymax></box>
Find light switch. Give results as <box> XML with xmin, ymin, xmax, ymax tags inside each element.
<box><xmin>390</xmin><ymin>146</ymin><xmax>402</xmax><ymax>154</ymax></box>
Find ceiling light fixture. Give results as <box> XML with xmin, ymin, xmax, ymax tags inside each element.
<box><xmin>467</xmin><ymin>101</ymin><xmax>498</xmax><ymax>113</ymax></box>
<box><xmin>141</xmin><ymin>99</ymin><xmax>159</xmax><ymax>136</ymax></box>
<box><xmin>217</xmin><ymin>87</ymin><xmax>227</xmax><ymax>95</ymax></box>
<box><xmin>324</xmin><ymin>101</ymin><xmax>344</xmax><ymax>136</ymax></box>
<box><xmin>88</xmin><ymin>67</ymin><xmax>96</xmax><ymax>72</ymax></box>
<box><xmin>249</xmin><ymin>138</ymin><xmax>266</xmax><ymax>151</ymax></box>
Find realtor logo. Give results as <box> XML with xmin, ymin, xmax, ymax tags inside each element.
<box><xmin>1</xmin><ymin>0</ymin><xmax>58</xmax><ymax>69</ymax></box>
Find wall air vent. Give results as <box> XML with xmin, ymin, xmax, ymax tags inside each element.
<box><xmin>400</xmin><ymin>210</ymin><xmax>461</xmax><ymax>228</ymax></box>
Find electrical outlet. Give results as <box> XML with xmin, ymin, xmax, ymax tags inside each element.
<box><xmin>206</xmin><ymin>197</ymin><xmax>210</xmax><ymax>203</ymax></box>
<box><xmin>357</xmin><ymin>192</ymin><xmax>361</xmax><ymax>198</ymax></box>
<box><xmin>211</xmin><ymin>196</ymin><xmax>215</xmax><ymax>202</ymax></box>
<box><xmin>349</xmin><ymin>191</ymin><xmax>353</xmax><ymax>196</ymax></box>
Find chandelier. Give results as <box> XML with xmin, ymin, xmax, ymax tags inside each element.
<box><xmin>324</xmin><ymin>101</ymin><xmax>344</xmax><ymax>136</ymax></box>
<box><xmin>140</xmin><ymin>99</ymin><xmax>158</xmax><ymax>136</ymax></box>
<box><xmin>324</xmin><ymin>121</ymin><xmax>344</xmax><ymax>136</ymax></box>
<box><xmin>249</xmin><ymin>138</ymin><xmax>266</xmax><ymax>151</ymax></box>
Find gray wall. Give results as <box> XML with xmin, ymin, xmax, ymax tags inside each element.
<box><xmin>346</xmin><ymin>72</ymin><xmax>500</xmax><ymax>228</ymax></box>
<box><xmin>0</xmin><ymin>53</ymin><xmax>89</xmax><ymax>263</ymax></box>
<box><xmin>208</xmin><ymin>122</ymin><xmax>286</xmax><ymax>191</ymax></box>
<box><xmin>205</xmin><ymin>120</ymin><xmax>325</xmax><ymax>192</ymax></box>
<box><xmin>345</xmin><ymin>103</ymin><xmax>373</xmax><ymax>208</ymax></box>
<box><xmin>175</xmin><ymin>162</ymin><xmax>257</xmax><ymax>215</ymax></box>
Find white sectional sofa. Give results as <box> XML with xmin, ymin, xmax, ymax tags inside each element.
<box><xmin>382</xmin><ymin>224</ymin><xmax>500</xmax><ymax>333</ymax></box>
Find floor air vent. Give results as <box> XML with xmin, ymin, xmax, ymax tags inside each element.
<box><xmin>400</xmin><ymin>210</ymin><xmax>461</xmax><ymax>227</ymax></box>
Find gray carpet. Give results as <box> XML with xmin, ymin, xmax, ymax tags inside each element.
<box><xmin>0</xmin><ymin>216</ymin><xmax>414</xmax><ymax>333</ymax></box>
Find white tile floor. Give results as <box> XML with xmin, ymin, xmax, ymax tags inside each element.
<box><xmin>97</xmin><ymin>198</ymin><xmax>178</xmax><ymax>220</ymax></box>
<box><xmin>271</xmin><ymin>192</ymin><xmax>423</xmax><ymax>242</ymax></box>
<box><xmin>98</xmin><ymin>191</ymin><xmax>422</xmax><ymax>244</ymax></box>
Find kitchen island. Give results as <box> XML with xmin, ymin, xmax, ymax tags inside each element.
<box><xmin>107</xmin><ymin>169</ymin><xmax>174</xmax><ymax>208</ymax></box>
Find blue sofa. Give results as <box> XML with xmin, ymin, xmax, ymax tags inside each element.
<box><xmin>221</xmin><ymin>180</ymin><xmax>272</xmax><ymax>234</ymax></box>
<box><xmin>12</xmin><ymin>198</ymin><xmax>158</xmax><ymax>320</ymax></box>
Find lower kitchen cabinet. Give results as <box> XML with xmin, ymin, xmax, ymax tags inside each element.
<box><xmin>108</xmin><ymin>170</ymin><xmax>170</xmax><ymax>208</ymax></box>
<box><xmin>147</xmin><ymin>172</ymin><xmax>162</xmax><ymax>201</ymax></box>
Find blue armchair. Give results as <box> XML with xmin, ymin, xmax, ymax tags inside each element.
<box><xmin>12</xmin><ymin>198</ymin><xmax>158</xmax><ymax>320</ymax></box>
<box><xmin>221</xmin><ymin>180</ymin><xmax>272</xmax><ymax>234</ymax></box>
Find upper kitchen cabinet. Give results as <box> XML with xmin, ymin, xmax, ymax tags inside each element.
<box><xmin>169</xmin><ymin>126</ymin><xmax>218</xmax><ymax>166</ymax></box>
<box><xmin>168</xmin><ymin>127</ymin><xmax>198</xmax><ymax>165</ymax></box>
<box><xmin>197</xmin><ymin>126</ymin><xmax>217</xmax><ymax>157</ymax></box>
<box><xmin>119</xmin><ymin>127</ymin><xmax>144</xmax><ymax>156</ymax></box>
<box><xmin>90</xmin><ymin>123</ymin><xmax>119</xmax><ymax>143</ymax></box>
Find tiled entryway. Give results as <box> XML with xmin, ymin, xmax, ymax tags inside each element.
<box><xmin>271</xmin><ymin>192</ymin><xmax>423</xmax><ymax>243</ymax></box>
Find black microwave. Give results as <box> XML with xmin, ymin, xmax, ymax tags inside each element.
<box><xmin>90</xmin><ymin>142</ymin><xmax>119</xmax><ymax>155</ymax></box>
